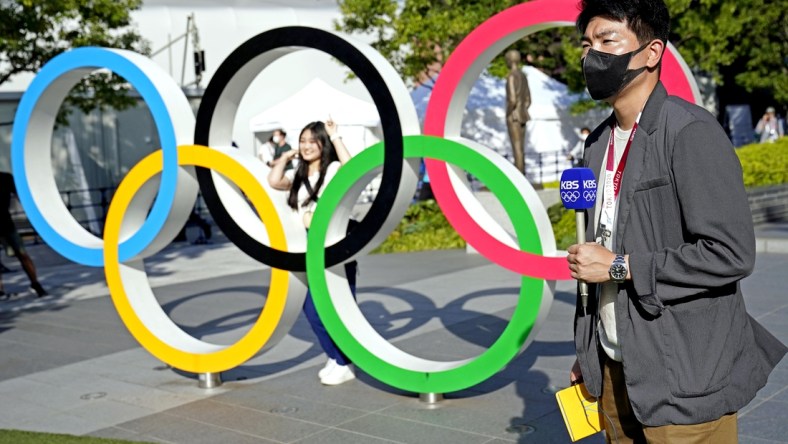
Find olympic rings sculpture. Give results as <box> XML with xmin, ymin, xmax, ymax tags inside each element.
<box><xmin>11</xmin><ymin>0</ymin><xmax>699</xmax><ymax>394</ymax></box>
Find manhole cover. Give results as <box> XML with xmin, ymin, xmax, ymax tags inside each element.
<box><xmin>153</xmin><ymin>365</ymin><xmax>171</xmax><ymax>371</ymax></box>
<box><xmin>80</xmin><ymin>392</ymin><xmax>107</xmax><ymax>400</ymax></box>
<box><xmin>506</xmin><ymin>424</ymin><xmax>536</xmax><ymax>435</ymax></box>
<box><xmin>270</xmin><ymin>407</ymin><xmax>298</xmax><ymax>414</ymax></box>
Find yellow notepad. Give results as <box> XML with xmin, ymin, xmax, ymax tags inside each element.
<box><xmin>555</xmin><ymin>383</ymin><xmax>604</xmax><ymax>442</ymax></box>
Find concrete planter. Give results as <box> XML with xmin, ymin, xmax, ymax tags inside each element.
<box><xmin>748</xmin><ymin>184</ymin><xmax>788</xmax><ymax>224</ymax></box>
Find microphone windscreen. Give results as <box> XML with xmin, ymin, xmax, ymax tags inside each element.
<box><xmin>560</xmin><ymin>168</ymin><xmax>597</xmax><ymax>210</ymax></box>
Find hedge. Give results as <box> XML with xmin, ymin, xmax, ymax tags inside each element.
<box><xmin>371</xmin><ymin>200</ymin><xmax>466</xmax><ymax>254</ymax></box>
<box><xmin>735</xmin><ymin>137</ymin><xmax>788</xmax><ymax>188</ymax></box>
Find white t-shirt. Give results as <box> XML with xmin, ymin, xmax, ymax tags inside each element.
<box><xmin>257</xmin><ymin>142</ymin><xmax>275</xmax><ymax>165</ymax></box>
<box><xmin>285</xmin><ymin>161</ymin><xmax>340</xmax><ymax>222</ymax></box>
<box><xmin>595</xmin><ymin>125</ymin><xmax>632</xmax><ymax>362</ymax></box>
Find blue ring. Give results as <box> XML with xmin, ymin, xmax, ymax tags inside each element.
<box><xmin>11</xmin><ymin>47</ymin><xmax>179</xmax><ymax>266</ymax></box>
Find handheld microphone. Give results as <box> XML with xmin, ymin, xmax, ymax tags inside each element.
<box><xmin>560</xmin><ymin>168</ymin><xmax>597</xmax><ymax>315</ymax></box>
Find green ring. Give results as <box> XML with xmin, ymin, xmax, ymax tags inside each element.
<box><xmin>306</xmin><ymin>135</ymin><xmax>545</xmax><ymax>393</ymax></box>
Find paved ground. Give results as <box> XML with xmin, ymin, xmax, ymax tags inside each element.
<box><xmin>0</xmin><ymin>224</ymin><xmax>786</xmax><ymax>443</ymax></box>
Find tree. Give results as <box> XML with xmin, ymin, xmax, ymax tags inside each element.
<box><xmin>0</xmin><ymin>0</ymin><xmax>150</xmax><ymax>120</ymax></box>
<box><xmin>336</xmin><ymin>0</ymin><xmax>788</xmax><ymax>113</ymax></box>
<box><xmin>336</xmin><ymin>0</ymin><xmax>578</xmax><ymax>87</ymax></box>
<box><xmin>665</xmin><ymin>0</ymin><xmax>788</xmax><ymax>112</ymax></box>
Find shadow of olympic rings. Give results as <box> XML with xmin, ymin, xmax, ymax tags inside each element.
<box><xmin>156</xmin><ymin>282</ymin><xmax>576</xmax><ymax>395</ymax></box>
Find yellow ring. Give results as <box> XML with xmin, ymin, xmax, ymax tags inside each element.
<box><xmin>103</xmin><ymin>145</ymin><xmax>289</xmax><ymax>373</ymax></box>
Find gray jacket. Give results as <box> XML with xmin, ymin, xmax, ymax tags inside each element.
<box><xmin>575</xmin><ymin>82</ymin><xmax>786</xmax><ymax>426</ymax></box>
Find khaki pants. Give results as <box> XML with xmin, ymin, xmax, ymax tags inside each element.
<box><xmin>601</xmin><ymin>359</ymin><xmax>738</xmax><ymax>444</ymax></box>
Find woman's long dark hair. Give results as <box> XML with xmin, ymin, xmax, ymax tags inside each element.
<box><xmin>288</xmin><ymin>121</ymin><xmax>338</xmax><ymax>210</ymax></box>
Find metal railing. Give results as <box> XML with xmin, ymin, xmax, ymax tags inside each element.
<box><xmin>524</xmin><ymin>151</ymin><xmax>574</xmax><ymax>185</ymax></box>
<box><xmin>9</xmin><ymin>186</ymin><xmax>211</xmax><ymax>243</ymax></box>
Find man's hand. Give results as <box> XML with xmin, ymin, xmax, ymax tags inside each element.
<box><xmin>570</xmin><ymin>359</ymin><xmax>583</xmax><ymax>385</ymax></box>
<box><xmin>566</xmin><ymin>242</ymin><xmax>617</xmax><ymax>283</ymax></box>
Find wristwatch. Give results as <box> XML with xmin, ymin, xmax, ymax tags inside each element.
<box><xmin>609</xmin><ymin>254</ymin><xmax>628</xmax><ymax>283</ymax></box>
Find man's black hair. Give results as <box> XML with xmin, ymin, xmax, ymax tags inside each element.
<box><xmin>576</xmin><ymin>0</ymin><xmax>670</xmax><ymax>45</ymax></box>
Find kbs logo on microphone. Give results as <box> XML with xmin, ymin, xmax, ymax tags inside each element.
<box><xmin>560</xmin><ymin>168</ymin><xmax>597</xmax><ymax>210</ymax></box>
<box><xmin>560</xmin><ymin>179</ymin><xmax>596</xmax><ymax>190</ymax></box>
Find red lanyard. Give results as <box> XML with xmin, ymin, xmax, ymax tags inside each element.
<box><xmin>605</xmin><ymin>121</ymin><xmax>638</xmax><ymax>200</ymax></box>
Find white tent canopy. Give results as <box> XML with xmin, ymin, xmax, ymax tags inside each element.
<box><xmin>249</xmin><ymin>78</ymin><xmax>380</xmax><ymax>133</ymax></box>
<box><xmin>411</xmin><ymin>66</ymin><xmax>607</xmax><ymax>182</ymax></box>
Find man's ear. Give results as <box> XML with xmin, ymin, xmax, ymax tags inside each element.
<box><xmin>646</xmin><ymin>39</ymin><xmax>665</xmax><ymax>69</ymax></box>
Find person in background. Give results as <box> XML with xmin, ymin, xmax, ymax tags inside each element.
<box><xmin>266</xmin><ymin>128</ymin><xmax>294</xmax><ymax>171</ymax></box>
<box><xmin>566</xmin><ymin>1</ymin><xmax>786</xmax><ymax>442</ymax></box>
<box><xmin>415</xmin><ymin>159</ymin><xmax>434</xmax><ymax>201</ymax></box>
<box><xmin>257</xmin><ymin>135</ymin><xmax>276</xmax><ymax>166</ymax></box>
<box><xmin>267</xmin><ymin>118</ymin><xmax>357</xmax><ymax>386</ymax></box>
<box><xmin>0</xmin><ymin>172</ymin><xmax>47</xmax><ymax>299</ymax></box>
<box><xmin>755</xmin><ymin>106</ymin><xmax>784</xmax><ymax>143</ymax></box>
<box><xmin>567</xmin><ymin>127</ymin><xmax>591</xmax><ymax>167</ymax></box>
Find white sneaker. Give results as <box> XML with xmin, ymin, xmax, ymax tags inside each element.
<box><xmin>320</xmin><ymin>363</ymin><xmax>355</xmax><ymax>386</ymax></box>
<box><xmin>318</xmin><ymin>358</ymin><xmax>337</xmax><ymax>379</ymax></box>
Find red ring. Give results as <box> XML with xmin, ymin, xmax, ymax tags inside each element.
<box><xmin>424</xmin><ymin>0</ymin><xmax>699</xmax><ymax>280</ymax></box>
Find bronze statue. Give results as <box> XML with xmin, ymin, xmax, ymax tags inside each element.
<box><xmin>505</xmin><ymin>49</ymin><xmax>531</xmax><ymax>175</ymax></box>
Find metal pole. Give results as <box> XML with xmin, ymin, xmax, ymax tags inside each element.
<box><xmin>419</xmin><ymin>392</ymin><xmax>443</xmax><ymax>404</ymax></box>
<box><xmin>180</xmin><ymin>14</ymin><xmax>192</xmax><ymax>87</ymax></box>
<box><xmin>198</xmin><ymin>372</ymin><xmax>222</xmax><ymax>389</ymax></box>
<box><xmin>167</xmin><ymin>34</ymin><xmax>173</xmax><ymax>76</ymax></box>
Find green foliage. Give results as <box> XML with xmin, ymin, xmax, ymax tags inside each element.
<box><xmin>665</xmin><ymin>0</ymin><xmax>788</xmax><ymax>105</ymax></box>
<box><xmin>337</xmin><ymin>0</ymin><xmax>788</xmax><ymax>109</ymax></box>
<box><xmin>336</xmin><ymin>0</ymin><xmax>581</xmax><ymax>87</ymax></box>
<box><xmin>736</xmin><ymin>137</ymin><xmax>788</xmax><ymax>188</ymax></box>
<box><xmin>547</xmin><ymin>201</ymin><xmax>577</xmax><ymax>251</ymax></box>
<box><xmin>372</xmin><ymin>200</ymin><xmax>466</xmax><ymax>253</ymax></box>
<box><xmin>0</xmin><ymin>0</ymin><xmax>150</xmax><ymax>121</ymax></box>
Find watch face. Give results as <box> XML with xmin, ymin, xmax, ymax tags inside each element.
<box><xmin>610</xmin><ymin>264</ymin><xmax>627</xmax><ymax>281</ymax></box>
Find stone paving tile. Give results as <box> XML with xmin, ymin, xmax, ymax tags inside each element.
<box><xmin>503</xmin><ymin>410</ymin><xmax>605</xmax><ymax>444</ymax></box>
<box><xmin>739</xmin><ymin>400</ymin><xmax>788</xmax><ymax>442</ymax></box>
<box><xmin>88</xmin><ymin>426</ymin><xmax>160</xmax><ymax>443</ymax></box>
<box><xmin>0</xmin><ymin>395</ymin><xmax>61</xmax><ymax>430</ymax></box>
<box><xmin>294</xmin><ymin>428</ymin><xmax>402</xmax><ymax>444</ymax></box>
<box><xmin>740</xmin><ymin>437</ymin><xmax>786</xmax><ymax>444</ymax></box>
<box><xmin>64</xmin><ymin>399</ymin><xmax>158</xmax><ymax>429</ymax></box>
<box><xmin>0</xmin><ymin>377</ymin><xmax>93</xmax><ymax>411</ymax></box>
<box><xmin>748</xmin><ymin>365</ymin><xmax>788</xmax><ymax>406</ymax></box>
<box><xmin>111</xmin><ymin>413</ymin><xmax>279</xmax><ymax>443</ymax></box>
<box><xmin>0</xmin><ymin>326</ymin><xmax>122</xmax><ymax>359</ymax></box>
<box><xmin>212</xmin><ymin>385</ymin><xmax>370</xmax><ymax>427</ymax></box>
<box><xmin>336</xmin><ymin>412</ymin><xmax>492</xmax><ymax>444</ymax></box>
<box><xmin>242</xmin><ymin>366</ymin><xmax>412</xmax><ymax>413</ymax></box>
<box><xmin>377</xmin><ymin>392</ymin><xmax>556</xmax><ymax>439</ymax></box>
<box><xmin>165</xmin><ymin>399</ymin><xmax>325</xmax><ymax>442</ymax></box>
<box><xmin>12</xmin><ymin>410</ymin><xmax>102</xmax><ymax>436</ymax></box>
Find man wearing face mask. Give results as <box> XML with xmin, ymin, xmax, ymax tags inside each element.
<box><xmin>565</xmin><ymin>0</ymin><xmax>786</xmax><ymax>442</ymax></box>
<box><xmin>266</xmin><ymin>128</ymin><xmax>293</xmax><ymax>170</ymax></box>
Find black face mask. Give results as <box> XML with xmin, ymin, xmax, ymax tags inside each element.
<box><xmin>582</xmin><ymin>43</ymin><xmax>649</xmax><ymax>100</ymax></box>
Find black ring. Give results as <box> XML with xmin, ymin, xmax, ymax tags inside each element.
<box><xmin>195</xmin><ymin>27</ymin><xmax>403</xmax><ymax>271</ymax></box>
